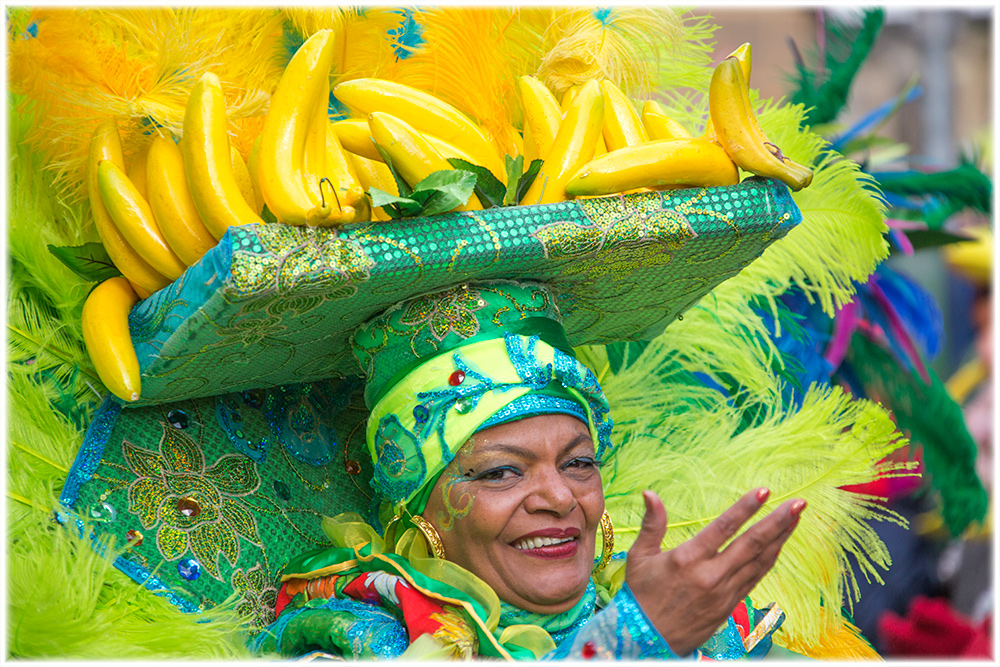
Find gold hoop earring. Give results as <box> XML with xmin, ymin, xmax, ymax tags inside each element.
<box><xmin>411</xmin><ymin>515</ymin><xmax>446</xmax><ymax>560</ymax></box>
<box><xmin>595</xmin><ymin>511</ymin><xmax>614</xmax><ymax>573</ymax></box>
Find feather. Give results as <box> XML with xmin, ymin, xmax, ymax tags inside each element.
<box><xmin>870</xmin><ymin>162</ymin><xmax>993</xmax><ymax>220</ymax></box>
<box><xmin>829</xmin><ymin>83</ymin><xmax>922</xmax><ymax>153</ymax></box>
<box><xmin>825</xmin><ymin>300</ymin><xmax>860</xmax><ymax>368</ymax></box>
<box><xmin>790</xmin><ymin>9</ymin><xmax>884</xmax><ymax>125</ymax></box>
<box><xmin>842</xmin><ymin>333</ymin><xmax>988</xmax><ymax>536</ymax></box>
<box><xmin>862</xmin><ymin>276</ymin><xmax>931</xmax><ymax>383</ymax></box>
<box><xmin>774</xmin><ymin>611</ymin><xmax>880</xmax><ymax>659</ymax></box>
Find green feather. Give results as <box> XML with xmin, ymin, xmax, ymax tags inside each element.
<box><xmin>790</xmin><ymin>9</ymin><xmax>885</xmax><ymax>125</ymax></box>
<box><xmin>843</xmin><ymin>333</ymin><xmax>988</xmax><ymax>536</ymax></box>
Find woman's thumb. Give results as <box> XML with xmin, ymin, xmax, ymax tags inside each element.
<box><xmin>629</xmin><ymin>490</ymin><xmax>668</xmax><ymax>559</ymax></box>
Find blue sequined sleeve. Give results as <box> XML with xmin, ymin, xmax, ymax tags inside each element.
<box><xmin>543</xmin><ymin>584</ymin><xmax>698</xmax><ymax>661</ymax></box>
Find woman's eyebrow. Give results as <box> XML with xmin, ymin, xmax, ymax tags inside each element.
<box><xmin>473</xmin><ymin>433</ymin><xmax>593</xmax><ymax>459</ymax></box>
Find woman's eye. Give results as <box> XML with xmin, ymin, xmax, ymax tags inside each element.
<box><xmin>475</xmin><ymin>466</ymin><xmax>520</xmax><ymax>482</ymax></box>
<box><xmin>564</xmin><ymin>457</ymin><xmax>599</xmax><ymax>470</ymax></box>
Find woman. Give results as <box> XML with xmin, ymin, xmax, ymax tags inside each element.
<box><xmin>254</xmin><ymin>281</ymin><xmax>805</xmax><ymax>659</ymax></box>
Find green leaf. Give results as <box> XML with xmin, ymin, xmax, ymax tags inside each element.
<box><xmin>503</xmin><ymin>154</ymin><xmax>524</xmax><ymax>206</ymax></box>
<box><xmin>369</xmin><ymin>187</ymin><xmax>417</xmax><ymax>208</ymax></box>
<box><xmin>447</xmin><ymin>157</ymin><xmax>505</xmax><ymax>208</ymax></box>
<box><xmin>46</xmin><ymin>243</ymin><xmax>121</xmax><ymax>282</ymax></box>
<box><xmin>515</xmin><ymin>159</ymin><xmax>544</xmax><ymax>205</ymax></box>
<box><xmin>260</xmin><ymin>204</ymin><xmax>278</xmax><ymax>223</ymax></box>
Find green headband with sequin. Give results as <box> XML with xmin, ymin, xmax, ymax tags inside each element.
<box><xmin>352</xmin><ymin>281</ymin><xmax>613</xmax><ymax>512</ymax></box>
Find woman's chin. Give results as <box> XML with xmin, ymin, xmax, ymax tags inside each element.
<box><xmin>503</xmin><ymin>560</ymin><xmax>594</xmax><ymax>613</ymax></box>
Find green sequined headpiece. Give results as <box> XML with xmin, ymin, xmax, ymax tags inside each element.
<box><xmin>353</xmin><ymin>281</ymin><xmax>613</xmax><ymax>512</ymax></box>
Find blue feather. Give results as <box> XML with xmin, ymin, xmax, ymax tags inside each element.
<box><xmin>829</xmin><ymin>85</ymin><xmax>922</xmax><ymax>152</ymax></box>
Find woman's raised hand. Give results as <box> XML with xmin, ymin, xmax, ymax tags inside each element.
<box><xmin>624</xmin><ymin>488</ymin><xmax>804</xmax><ymax>657</ymax></box>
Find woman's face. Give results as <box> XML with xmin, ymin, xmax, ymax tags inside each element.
<box><xmin>422</xmin><ymin>413</ymin><xmax>604</xmax><ymax>614</ymax></box>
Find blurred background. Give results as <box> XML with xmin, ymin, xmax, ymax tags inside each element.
<box><xmin>705</xmin><ymin>6</ymin><xmax>994</xmax><ymax>659</ymax></box>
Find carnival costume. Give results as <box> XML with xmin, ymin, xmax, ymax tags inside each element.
<box><xmin>6</xmin><ymin>7</ymin><xmax>930</xmax><ymax>660</ymax></box>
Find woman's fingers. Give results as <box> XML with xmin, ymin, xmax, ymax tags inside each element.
<box><xmin>719</xmin><ymin>498</ymin><xmax>805</xmax><ymax>571</ymax></box>
<box><xmin>687</xmin><ymin>488</ymin><xmax>770</xmax><ymax>559</ymax></box>
<box><xmin>629</xmin><ymin>490</ymin><xmax>669</xmax><ymax>559</ymax></box>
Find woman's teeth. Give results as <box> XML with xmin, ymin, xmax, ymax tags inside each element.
<box><xmin>514</xmin><ymin>536</ymin><xmax>574</xmax><ymax>550</ymax></box>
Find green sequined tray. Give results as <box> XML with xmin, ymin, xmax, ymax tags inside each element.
<box><xmin>59</xmin><ymin>377</ymin><xmax>374</xmax><ymax>627</ymax></box>
<box><xmin>129</xmin><ymin>178</ymin><xmax>801</xmax><ymax>406</ymax></box>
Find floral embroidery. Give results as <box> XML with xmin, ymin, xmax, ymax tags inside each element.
<box><xmin>430</xmin><ymin>606</ymin><xmax>478</xmax><ymax>658</ymax></box>
<box><xmin>398</xmin><ymin>284</ymin><xmax>485</xmax><ymax>341</ymax></box>
<box><xmin>124</xmin><ymin>421</ymin><xmax>263</xmax><ymax>581</ymax></box>
<box><xmin>232</xmin><ymin>564</ymin><xmax>279</xmax><ymax>631</ymax></box>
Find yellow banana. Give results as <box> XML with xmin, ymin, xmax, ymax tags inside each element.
<box><xmin>98</xmin><ymin>160</ymin><xmax>188</xmax><ymax>280</ymax></box>
<box><xmin>702</xmin><ymin>42</ymin><xmax>751</xmax><ymax>141</ymax></box>
<box><xmin>334</xmin><ymin>118</ymin><xmax>382</xmax><ymax>161</ymax></box>
<box><xmin>183</xmin><ymin>72</ymin><xmax>263</xmax><ymax>238</ymax></box>
<box><xmin>642</xmin><ymin>101</ymin><xmax>693</xmax><ymax>140</ymax></box>
<box><xmin>82</xmin><ymin>276</ymin><xmax>142</xmax><ymax>402</ymax></box>
<box><xmin>349</xmin><ymin>153</ymin><xmax>396</xmax><ymax>221</ymax></box>
<box><xmin>368</xmin><ymin>111</ymin><xmax>482</xmax><ymax>211</ymax></box>
<box><xmin>127</xmin><ymin>139</ymin><xmax>151</xmax><ymax>200</ymax></box>
<box><xmin>231</xmin><ymin>145</ymin><xmax>259</xmax><ymax>214</ymax></box>
<box><xmin>508</xmin><ymin>125</ymin><xmax>524</xmax><ymax>159</ymax></box>
<box><xmin>88</xmin><ymin>120</ymin><xmax>170</xmax><ymax>295</ymax></box>
<box><xmin>258</xmin><ymin>30</ymin><xmax>339</xmax><ymax>226</ymax></box>
<box><xmin>326</xmin><ymin>121</ymin><xmax>369</xmax><ymax>222</ymax></box>
<box><xmin>301</xmin><ymin>92</ymin><xmax>336</xmax><ymax>224</ymax></box>
<box><xmin>566</xmin><ymin>138</ymin><xmax>739</xmax><ymax>196</ymax></box>
<box><xmin>146</xmin><ymin>135</ymin><xmax>218</xmax><ymax>267</ymax></box>
<box><xmin>334</xmin><ymin>78</ymin><xmax>505</xmax><ymax>183</ymax></box>
<box><xmin>519</xmin><ymin>79</ymin><xmax>604</xmax><ymax>205</ymax></box>
<box><xmin>517</xmin><ymin>75</ymin><xmax>562</xmax><ymax>163</ymax></box>
<box><xmin>600</xmin><ymin>80</ymin><xmax>647</xmax><ymax>151</ymax></box>
<box><xmin>709</xmin><ymin>56</ymin><xmax>813</xmax><ymax>191</ymax></box>
<box><xmin>560</xmin><ymin>85</ymin><xmax>579</xmax><ymax>113</ymax></box>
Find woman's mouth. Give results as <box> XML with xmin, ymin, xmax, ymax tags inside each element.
<box><xmin>511</xmin><ymin>529</ymin><xmax>580</xmax><ymax>558</ymax></box>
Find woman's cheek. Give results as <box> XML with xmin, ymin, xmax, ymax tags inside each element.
<box><xmin>434</xmin><ymin>471</ymin><xmax>475</xmax><ymax>531</ymax></box>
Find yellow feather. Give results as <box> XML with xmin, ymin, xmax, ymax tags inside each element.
<box><xmin>775</xmin><ymin>612</ymin><xmax>882</xmax><ymax>660</ymax></box>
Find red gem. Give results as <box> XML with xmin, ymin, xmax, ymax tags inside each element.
<box><xmin>345</xmin><ymin>459</ymin><xmax>362</xmax><ymax>475</ymax></box>
<box><xmin>448</xmin><ymin>370</ymin><xmax>466</xmax><ymax>386</ymax></box>
<box><xmin>125</xmin><ymin>529</ymin><xmax>143</xmax><ymax>546</ymax></box>
<box><xmin>177</xmin><ymin>497</ymin><xmax>201</xmax><ymax>518</ymax></box>
<box><xmin>582</xmin><ymin>641</ymin><xmax>597</xmax><ymax>659</ymax></box>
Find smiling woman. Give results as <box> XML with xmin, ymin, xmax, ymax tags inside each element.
<box><xmin>254</xmin><ymin>282</ymin><xmax>806</xmax><ymax>660</ymax></box>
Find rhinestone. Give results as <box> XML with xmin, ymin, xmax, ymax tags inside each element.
<box><xmin>582</xmin><ymin>641</ymin><xmax>597</xmax><ymax>659</ymax></box>
<box><xmin>273</xmin><ymin>480</ymin><xmax>291</xmax><ymax>501</ymax></box>
<box><xmin>167</xmin><ymin>410</ymin><xmax>189</xmax><ymax>429</ymax></box>
<box><xmin>89</xmin><ymin>502</ymin><xmax>116</xmax><ymax>523</ymax></box>
<box><xmin>455</xmin><ymin>398</ymin><xmax>473</xmax><ymax>414</ymax></box>
<box><xmin>448</xmin><ymin>370</ymin><xmax>465</xmax><ymax>386</ymax></box>
<box><xmin>178</xmin><ymin>558</ymin><xmax>201</xmax><ymax>581</ymax></box>
<box><xmin>125</xmin><ymin>529</ymin><xmax>143</xmax><ymax>546</ymax></box>
<box><xmin>413</xmin><ymin>404</ymin><xmax>430</xmax><ymax>423</ymax></box>
<box><xmin>177</xmin><ymin>497</ymin><xmax>201</xmax><ymax>518</ymax></box>
<box><xmin>242</xmin><ymin>389</ymin><xmax>264</xmax><ymax>408</ymax></box>
<box><xmin>345</xmin><ymin>459</ymin><xmax>362</xmax><ymax>475</ymax></box>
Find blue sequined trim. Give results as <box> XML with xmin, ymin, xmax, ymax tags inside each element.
<box><xmin>478</xmin><ymin>395</ymin><xmax>587</xmax><ymax>431</ymax></box>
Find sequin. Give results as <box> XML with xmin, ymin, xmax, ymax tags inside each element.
<box><xmin>178</xmin><ymin>558</ymin><xmax>202</xmax><ymax>581</ymax></box>
<box><xmin>448</xmin><ymin>370</ymin><xmax>465</xmax><ymax>386</ymax></box>
<box><xmin>273</xmin><ymin>480</ymin><xmax>291</xmax><ymax>501</ymax></box>
<box><xmin>177</xmin><ymin>497</ymin><xmax>202</xmax><ymax>518</ymax></box>
<box><xmin>345</xmin><ymin>459</ymin><xmax>362</xmax><ymax>475</ymax></box>
<box><xmin>126</xmin><ymin>529</ymin><xmax>143</xmax><ymax>546</ymax></box>
<box><xmin>89</xmin><ymin>501</ymin><xmax>117</xmax><ymax>522</ymax></box>
<box><xmin>167</xmin><ymin>410</ymin><xmax>189</xmax><ymax>429</ymax></box>
<box><xmin>412</xmin><ymin>404</ymin><xmax>430</xmax><ymax>423</ymax></box>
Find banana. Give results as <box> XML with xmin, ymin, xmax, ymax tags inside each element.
<box><xmin>702</xmin><ymin>42</ymin><xmax>752</xmax><ymax>141</ymax></box>
<box><xmin>709</xmin><ymin>56</ymin><xmax>813</xmax><ymax>191</ymax></box>
<box><xmin>98</xmin><ymin>160</ymin><xmax>188</xmax><ymax>280</ymax></box>
<box><xmin>246</xmin><ymin>134</ymin><xmax>265</xmax><ymax>219</ymax></box>
<box><xmin>368</xmin><ymin>111</ymin><xmax>482</xmax><ymax>211</ymax></box>
<box><xmin>257</xmin><ymin>30</ymin><xmax>340</xmax><ymax>226</ymax></box>
<box><xmin>642</xmin><ymin>101</ymin><xmax>693</xmax><ymax>140</ymax></box>
<box><xmin>334</xmin><ymin>118</ymin><xmax>382</xmax><ymax>161</ymax></box>
<box><xmin>333</xmin><ymin>78</ymin><xmax>505</xmax><ymax>183</ymax></box>
<box><xmin>127</xmin><ymin>139</ymin><xmax>151</xmax><ymax>200</ymax></box>
<box><xmin>88</xmin><ymin>120</ymin><xmax>170</xmax><ymax>295</ymax></box>
<box><xmin>600</xmin><ymin>80</ymin><xmax>647</xmax><ymax>151</ymax></box>
<box><xmin>560</xmin><ymin>85</ymin><xmax>579</xmax><ymax>113</ymax></box>
<box><xmin>349</xmin><ymin>153</ymin><xmax>396</xmax><ymax>221</ymax></box>
<box><xmin>146</xmin><ymin>135</ymin><xmax>219</xmax><ymax>266</ymax></box>
<box><xmin>517</xmin><ymin>75</ymin><xmax>561</xmax><ymax>163</ymax></box>
<box><xmin>183</xmin><ymin>72</ymin><xmax>264</xmax><ymax>237</ymax></box>
<box><xmin>326</xmin><ymin>121</ymin><xmax>370</xmax><ymax>222</ymax></box>
<box><xmin>231</xmin><ymin>145</ymin><xmax>260</xmax><ymax>214</ymax></box>
<box><xmin>508</xmin><ymin>125</ymin><xmax>524</xmax><ymax>159</ymax></box>
<box><xmin>565</xmin><ymin>138</ymin><xmax>739</xmax><ymax>196</ymax></box>
<box><xmin>519</xmin><ymin>79</ymin><xmax>604</xmax><ymax>205</ymax></box>
<box><xmin>82</xmin><ymin>277</ymin><xmax>142</xmax><ymax>402</ymax></box>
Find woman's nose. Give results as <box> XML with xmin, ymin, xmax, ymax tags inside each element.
<box><xmin>523</xmin><ymin>469</ymin><xmax>578</xmax><ymax>516</ymax></box>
